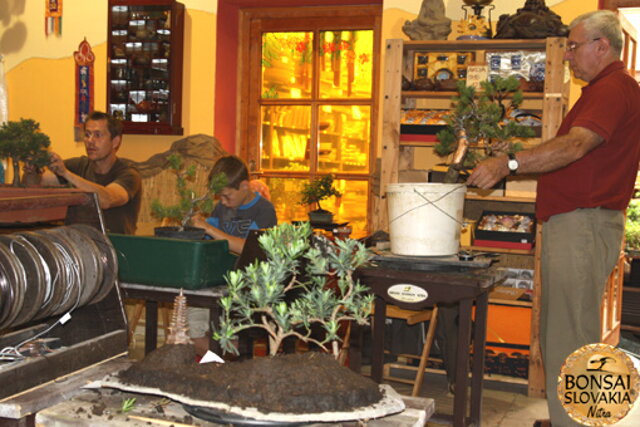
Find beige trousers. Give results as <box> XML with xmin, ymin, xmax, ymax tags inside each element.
<box><xmin>540</xmin><ymin>208</ymin><xmax>624</xmax><ymax>426</ymax></box>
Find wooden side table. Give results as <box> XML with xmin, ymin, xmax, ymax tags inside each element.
<box><xmin>354</xmin><ymin>260</ymin><xmax>501</xmax><ymax>427</ymax></box>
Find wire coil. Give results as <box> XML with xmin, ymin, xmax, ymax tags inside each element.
<box><xmin>0</xmin><ymin>224</ymin><xmax>118</xmax><ymax>331</ymax></box>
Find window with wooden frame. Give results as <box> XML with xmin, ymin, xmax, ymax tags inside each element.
<box><xmin>237</xmin><ymin>6</ymin><xmax>381</xmax><ymax>237</ymax></box>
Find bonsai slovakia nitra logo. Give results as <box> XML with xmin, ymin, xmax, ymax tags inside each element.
<box><xmin>558</xmin><ymin>343</ymin><xmax>640</xmax><ymax>425</ymax></box>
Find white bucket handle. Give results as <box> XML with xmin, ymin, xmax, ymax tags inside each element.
<box><xmin>389</xmin><ymin>186</ymin><xmax>465</xmax><ymax>227</ymax></box>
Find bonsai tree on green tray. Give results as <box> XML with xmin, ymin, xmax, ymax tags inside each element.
<box><xmin>151</xmin><ymin>153</ymin><xmax>227</xmax><ymax>231</ymax></box>
<box><xmin>299</xmin><ymin>174</ymin><xmax>342</xmax><ymax>222</ymax></box>
<box><xmin>0</xmin><ymin>118</ymin><xmax>51</xmax><ymax>186</ymax></box>
<box><xmin>213</xmin><ymin>221</ymin><xmax>373</xmax><ymax>358</ymax></box>
<box><xmin>434</xmin><ymin>75</ymin><xmax>536</xmax><ymax>183</ymax></box>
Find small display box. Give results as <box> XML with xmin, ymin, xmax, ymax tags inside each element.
<box><xmin>473</xmin><ymin>211</ymin><xmax>536</xmax><ymax>250</ymax></box>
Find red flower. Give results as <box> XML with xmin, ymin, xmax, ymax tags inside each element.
<box><xmin>323</xmin><ymin>42</ymin><xmax>336</xmax><ymax>53</ymax></box>
<box><xmin>295</xmin><ymin>41</ymin><xmax>308</xmax><ymax>53</ymax></box>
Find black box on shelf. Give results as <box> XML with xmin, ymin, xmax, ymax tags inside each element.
<box><xmin>473</xmin><ymin>210</ymin><xmax>536</xmax><ymax>250</ymax></box>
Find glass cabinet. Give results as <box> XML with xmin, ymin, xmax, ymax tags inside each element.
<box><xmin>107</xmin><ymin>0</ymin><xmax>184</xmax><ymax>135</ymax></box>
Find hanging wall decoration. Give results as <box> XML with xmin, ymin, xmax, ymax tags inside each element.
<box><xmin>45</xmin><ymin>0</ymin><xmax>63</xmax><ymax>36</ymax></box>
<box><xmin>73</xmin><ymin>38</ymin><xmax>95</xmax><ymax>141</ymax></box>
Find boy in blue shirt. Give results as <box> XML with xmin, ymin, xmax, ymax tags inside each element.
<box><xmin>189</xmin><ymin>155</ymin><xmax>277</xmax><ymax>356</ymax></box>
<box><xmin>191</xmin><ymin>155</ymin><xmax>276</xmax><ymax>254</ymax></box>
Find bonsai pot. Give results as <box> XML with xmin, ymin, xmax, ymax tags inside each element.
<box><xmin>154</xmin><ymin>226</ymin><xmax>206</xmax><ymax>240</ymax></box>
<box><xmin>308</xmin><ymin>209</ymin><xmax>334</xmax><ymax>225</ymax></box>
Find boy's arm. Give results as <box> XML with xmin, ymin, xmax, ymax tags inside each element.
<box><xmin>191</xmin><ymin>214</ymin><xmax>246</xmax><ymax>254</ymax></box>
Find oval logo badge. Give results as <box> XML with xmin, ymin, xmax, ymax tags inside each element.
<box><xmin>558</xmin><ymin>343</ymin><xmax>640</xmax><ymax>425</ymax></box>
<box><xmin>387</xmin><ymin>284</ymin><xmax>428</xmax><ymax>303</ymax></box>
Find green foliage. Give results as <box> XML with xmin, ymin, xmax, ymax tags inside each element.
<box><xmin>0</xmin><ymin>119</ymin><xmax>51</xmax><ymax>177</ymax></box>
<box><xmin>151</xmin><ymin>154</ymin><xmax>228</xmax><ymax>229</ymax></box>
<box><xmin>120</xmin><ymin>397</ymin><xmax>136</xmax><ymax>413</ymax></box>
<box><xmin>299</xmin><ymin>174</ymin><xmax>342</xmax><ymax>212</ymax></box>
<box><xmin>213</xmin><ymin>222</ymin><xmax>373</xmax><ymax>358</ymax></box>
<box><xmin>626</xmin><ymin>199</ymin><xmax>640</xmax><ymax>250</ymax></box>
<box><xmin>434</xmin><ymin>76</ymin><xmax>535</xmax><ymax>180</ymax></box>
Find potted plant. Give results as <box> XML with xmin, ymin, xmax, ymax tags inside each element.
<box><xmin>151</xmin><ymin>153</ymin><xmax>227</xmax><ymax>239</ymax></box>
<box><xmin>434</xmin><ymin>75</ymin><xmax>535</xmax><ymax>183</ymax></box>
<box><xmin>0</xmin><ymin>118</ymin><xmax>51</xmax><ymax>186</ymax></box>
<box><xmin>214</xmin><ymin>221</ymin><xmax>373</xmax><ymax>358</ymax></box>
<box><xmin>299</xmin><ymin>174</ymin><xmax>342</xmax><ymax>224</ymax></box>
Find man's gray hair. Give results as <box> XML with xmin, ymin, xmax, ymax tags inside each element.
<box><xmin>570</xmin><ymin>10</ymin><xmax>623</xmax><ymax>58</ymax></box>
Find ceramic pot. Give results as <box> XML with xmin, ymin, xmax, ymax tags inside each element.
<box><xmin>308</xmin><ymin>210</ymin><xmax>333</xmax><ymax>225</ymax></box>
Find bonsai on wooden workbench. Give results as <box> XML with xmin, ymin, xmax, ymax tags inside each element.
<box><xmin>0</xmin><ymin>118</ymin><xmax>51</xmax><ymax>186</ymax></box>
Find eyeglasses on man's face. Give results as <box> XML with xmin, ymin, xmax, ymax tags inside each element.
<box><xmin>566</xmin><ymin>37</ymin><xmax>601</xmax><ymax>53</ymax></box>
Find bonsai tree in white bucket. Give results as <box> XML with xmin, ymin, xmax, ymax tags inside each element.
<box><xmin>434</xmin><ymin>75</ymin><xmax>535</xmax><ymax>183</ymax></box>
<box><xmin>0</xmin><ymin>119</ymin><xmax>51</xmax><ymax>186</ymax></box>
<box><xmin>213</xmin><ymin>221</ymin><xmax>373</xmax><ymax>358</ymax></box>
<box><xmin>151</xmin><ymin>153</ymin><xmax>227</xmax><ymax>238</ymax></box>
<box><xmin>299</xmin><ymin>174</ymin><xmax>342</xmax><ymax>224</ymax></box>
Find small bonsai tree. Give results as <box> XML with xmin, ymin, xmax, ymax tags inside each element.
<box><xmin>0</xmin><ymin>118</ymin><xmax>51</xmax><ymax>186</ymax></box>
<box><xmin>434</xmin><ymin>75</ymin><xmax>536</xmax><ymax>183</ymax></box>
<box><xmin>299</xmin><ymin>174</ymin><xmax>342</xmax><ymax>213</ymax></box>
<box><xmin>151</xmin><ymin>154</ymin><xmax>227</xmax><ymax>229</ymax></box>
<box><xmin>214</xmin><ymin>221</ymin><xmax>373</xmax><ymax>358</ymax></box>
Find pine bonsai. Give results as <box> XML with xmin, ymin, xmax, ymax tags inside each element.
<box><xmin>0</xmin><ymin>119</ymin><xmax>51</xmax><ymax>186</ymax></box>
<box><xmin>434</xmin><ymin>75</ymin><xmax>535</xmax><ymax>183</ymax></box>
<box><xmin>299</xmin><ymin>174</ymin><xmax>342</xmax><ymax>213</ymax></box>
<box><xmin>214</xmin><ymin>221</ymin><xmax>373</xmax><ymax>358</ymax></box>
<box><xmin>150</xmin><ymin>153</ymin><xmax>227</xmax><ymax>230</ymax></box>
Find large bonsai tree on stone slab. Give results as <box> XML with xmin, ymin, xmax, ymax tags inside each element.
<box><xmin>214</xmin><ymin>221</ymin><xmax>373</xmax><ymax>358</ymax></box>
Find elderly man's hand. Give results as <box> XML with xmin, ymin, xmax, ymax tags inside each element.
<box><xmin>467</xmin><ymin>156</ymin><xmax>510</xmax><ymax>189</ymax></box>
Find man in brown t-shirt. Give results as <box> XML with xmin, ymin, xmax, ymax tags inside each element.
<box><xmin>40</xmin><ymin>111</ymin><xmax>141</xmax><ymax>234</ymax></box>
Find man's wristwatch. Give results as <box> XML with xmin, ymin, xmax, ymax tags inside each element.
<box><xmin>507</xmin><ymin>153</ymin><xmax>519</xmax><ymax>176</ymax></box>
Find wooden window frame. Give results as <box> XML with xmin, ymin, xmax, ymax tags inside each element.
<box><xmin>236</xmin><ymin>5</ymin><xmax>381</xmax><ymax>232</ymax></box>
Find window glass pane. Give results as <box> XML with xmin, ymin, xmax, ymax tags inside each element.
<box><xmin>318</xmin><ymin>105</ymin><xmax>370</xmax><ymax>173</ymax></box>
<box><xmin>335</xmin><ymin>179</ymin><xmax>368</xmax><ymax>238</ymax></box>
<box><xmin>319</xmin><ymin>30</ymin><xmax>373</xmax><ymax>99</ymax></box>
<box><xmin>262</xmin><ymin>32</ymin><xmax>313</xmax><ymax>99</ymax></box>
<box><xmin>264</xmin><ymin>177</ymin><xmax>308</xmax><ymax>224</ymax></box>
<box><xmin>261</xmin><ymin>105</ymin><xmax>310</xmax><ymax>171</ymax></box>
<box><xmin>265</xmin><ymin>177</ymin><xmax>368</xmax><ymax>239</ymax></box>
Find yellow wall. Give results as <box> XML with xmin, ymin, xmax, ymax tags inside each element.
<box><xmin>0</xmin><ymin>0</ymin><xmax>602</xmax><ymax>171</ymax></box>
<box><xmin>1</xmin><ymin>0</ymin><xmax>217</xmax><ymax>163</ymax></box>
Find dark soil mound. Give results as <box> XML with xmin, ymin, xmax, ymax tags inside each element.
<box><xmin>119</xmin><ymin>344</ymin><xmax>383</xmax><ymax>414</ymax></box>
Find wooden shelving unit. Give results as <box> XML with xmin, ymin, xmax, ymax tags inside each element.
<box><xmin>375</xmin><ymin>37</ymin><xmax>623</xmax><ymax>398</ymax></box>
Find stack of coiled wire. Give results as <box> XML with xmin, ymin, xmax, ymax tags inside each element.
<box><xmin>0</xmin><ymin>224</ymin><xmax>118</xmax><ymax>331</ymax></box>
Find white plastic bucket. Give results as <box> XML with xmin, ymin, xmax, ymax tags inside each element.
<box><xmin>386</xmin><ymin>183</ymin><xmax>466</xmax><ymax>256</ymax></box>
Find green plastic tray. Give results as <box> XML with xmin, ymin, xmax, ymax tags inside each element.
<box><xmin>108</xmin><ymin>234</ymin><xmax>236</xmax><ymax>289</ymax></box>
